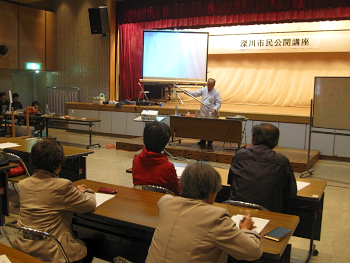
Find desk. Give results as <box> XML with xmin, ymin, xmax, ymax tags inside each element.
<box><xmin>0</xmin><ymin>138</ymin><xmax>94</xmax><ymax>182</ymax></box>
<box><xmin>41</xmin><ymin>116</ymin><xmax>101</xmax><ymax>149</ymax></box>
<box><xmin>1</xmin><ymin>113</ymin><xmax>101</xmax><ymax>149</ymax></box>
<box><xmin>169</xmin><ymin>116</ymin><xmax>245</xmax><ymax>148</ymax></box>
<box><xmin>215</xmin><ymin>166</ymin><xmax>326</xmax><ymax>263</ymax></box>
<box><xmin>72</xmin><ymin>179</ymin><xmax>299</xmax><ymax>263</ymax></box>
<box><xmin>0</xmin><ymin>242</ymin><xmax>44</xmax><ymax>263</ymax></box>
<box><xmin>0</xmin><ymin>163</ymin><xmax>17</xmax><ymax>225</ymax></box>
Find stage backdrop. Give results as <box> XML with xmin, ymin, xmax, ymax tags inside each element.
<box><xmin>175</xmin><ymin>52</ymin><xmax>350</xmax><ymax>108</ymax></box>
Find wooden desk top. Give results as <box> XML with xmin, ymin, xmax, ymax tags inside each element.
<box><xmin>0</xmin><ymin>242</ymin><xmax>44</xmax><ymax>263</ymax></box>
<box><xmin>128</xmin><ymin>163</ymin><xmax>327</xmax><ymax>202</ymax></box>
<box><xmin>213</xmin><ymin>165</ymin><xmax>327</xmax><ymax>202</ymax></box>
<box><xmin>0</xmin><ymin>138</ymin><xmax>94</xmax><ymax>159</ymax></box>
<box><xmin>169</xmin><ymin>115</ymin><xmax>248</xmax><ymax>122</ymax></box>
<box><xmin>0</xmin><ymin>163</ymin><xmax>17</xmax><ymax>172</ymax></box>
<box><xmin>73</xmin><ymin>179</ymin><xmax>299</xmax><ymax>260</ymax></box>
<box><xmin>2</xmin><ymin>112</ymin><xmax>101</xmax><ymax>123</ymax></box>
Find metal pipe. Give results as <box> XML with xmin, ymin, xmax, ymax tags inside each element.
<box><xmin>174</xmin><ymin>85</ymin><xmax>208</xmax><ymax>108</ymax></box>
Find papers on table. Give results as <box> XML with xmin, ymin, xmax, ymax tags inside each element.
<box><xmin>175</xmin><ymin>166</ymin><xmax>185</xmax><ymax>178</ymax></box>
<box><xmin>0</xmin><ymin>143</ymin><xmax>20</xmax><ymax>149</ymax></box>
<box><xmin>297</xmin><ymin>181</ymin><xmax>310</xmax><ymax>191</ymax></box>
<box><xmin>95</xmin><ymin>193</ymin><xmax>115</xmax><ymax>207</ymax></box>
<box><xmin>231</xmin><ymin>214</ymin><xmax>270</xmax><ymax>234</ymax></box>
<box><xmin>0</xmin><ymin>255</ymin><xmax>12</xmax><ymax>263</ymax></box>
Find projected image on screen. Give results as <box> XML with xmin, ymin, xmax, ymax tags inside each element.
<box><xmin>143</xmin><ymin>30</ymin><xmax>209</xmax><ymax>82</ymax></box>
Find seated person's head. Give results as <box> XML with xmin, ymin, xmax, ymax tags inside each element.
<box><xmin>0</xmin><ymin>92</ymin><xmax>6</xmax><ymax>101</ymax></box>
<box><xmin>252</xmin><ymin>122</ymin><xmax>279</xmax><ymax>149</ymax></box>
<box><xmin>180</xmin><ymin>161</ymin><xmax>222</xmax><ymax>205</ymax></box>
<box><xmin>30</xmin><ymin>138</ymin><xmax>65</xmax><ymax>174</ymax></box>
<box><xmin>32</xmin><ymin>101</ymin><xmax>39</xmax><ymax>110</ymax></box>
<box><xmin>143</xmin><ymin>121</ymin><xmax>170</xmax><ymax>153</ymax></box>
<box><xmin>12</xmin><ymin>93</ymin><xmax>19</xmax><ymax>102</ymax></box>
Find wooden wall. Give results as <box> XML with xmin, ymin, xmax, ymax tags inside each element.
<box><xmin>0</xmin><ymin>2</ymin><xmax>18</xmax><ymax>70</ymax></box>
<box><xmin>0</xmin><ymin>1</ymin><xmax>55</xmax><ymax>71</ymax></box>
<box><xmin>18</xmin><ymin>6</ymin><xmax>46</xmax><ymax>70</ymax></box>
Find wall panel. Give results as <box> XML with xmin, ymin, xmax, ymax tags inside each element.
<box><xmin>0</xmin><ymin>2</ymin><xmax>18</xmax><ymax>69</ymax></box>
<box><xmin>45</xmin><ymin>11</ymin><xmax>56</xmax><ymax>71</ymax></box>
<box><xmin>19</xmin><ymin>5</ymin><xmax>46</xmax><ymax>70</ymax></box>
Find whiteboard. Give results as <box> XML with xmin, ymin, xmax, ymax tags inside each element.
<box><xmin>313</xmin><ymin>77</ymin><xmax>350</xmax><ymax>130</ymax></box>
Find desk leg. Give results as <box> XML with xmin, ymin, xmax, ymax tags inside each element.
<box><xmin>87</xmin><ymin>123</ymin><xmax>100</xmax><ymax>149</ymax></box>
<box><xmin>305</xmin><ymin>203</ymin><xmax>318</xmax><ymax>263</ymax></box>
<box><xmin>46</xmin><ymin>119</ymin><xmax>49</xmax><ymax>137</ymax></box>
<box><xmin>0</xmin><ymin>171</ymin><xmax>9</xmax><ymax>225</ymax></box>
<box><xmin>79</xmin><ymin>156</ymin><xmax>87</xmax><ymax>180</ymax></box>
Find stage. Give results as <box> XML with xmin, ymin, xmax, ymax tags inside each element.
<box><xmin>66</xmin><ymin>102</ymin><xmax>310</xmax><ymax>124</ymax></box>
<box><xmin>116</xmin><ymin>137</ymin><xmax>319</xmax><ymax>173</ymax></box>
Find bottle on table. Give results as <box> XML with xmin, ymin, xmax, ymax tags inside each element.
<box><xmin>45</xmin><ymin>104</ymin><xmax>50</xmax><ymax>114</ymax></box>
<box><xmin>175</xmin><ymin>105</ymin><xmax>178</xmax><ymax>116</ymax></box>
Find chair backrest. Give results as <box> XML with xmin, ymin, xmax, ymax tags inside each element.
<box><xmin>6</xmin><ymin>153</ymin><xmax>30</xmax><ymax>178</ymax></box>
<box><xmin>113</xmin><ymin>256</ymin><xmax>133</xmax><ymax>263</ymax></box>
<box><xmin>142</xmin><ymin>185</ymin><xmax>175</xmax><ymax>195</ymax></box>
<box><xmin>223</xmin><ymin>200</ymin><xmax>270</xmax><ymax>211</ymax></box>
<box><xmin>1</xmin><ymin>224</ymin><xmax>70</xmax><ymax>263</ymax></box>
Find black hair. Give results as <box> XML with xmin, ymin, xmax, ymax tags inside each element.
<box><xmin>143</xmin><ymin>121</ymin><xmax>170</xmax><ymax>153</ymax></box>
<box><xmin>180</xmin><ymin>161</ymin><xmax>222</xmax><ymax>200</ymax></box>
<box><xmin>252</xmin><ymin>122</ymin><xmax>280</xmax><ymax>149</ymax></box>
<box><xmin>12</xmin><ymin>93</ymin><xmax>19</xmax><ymax>98</ymax></box>
<box><xmin>0</xmin><ymin>92</ymin><xmax>6</xmax><ymax>97</ymax></box>
<box><xmin>30</xmin><ymin>138</ymin><xmax>65</xmax><ymax>173</ymax></box>
<box><xmin>31</xmin><ymin>101</ymin><xmax>39</xmax><ymax>106</ymax></box>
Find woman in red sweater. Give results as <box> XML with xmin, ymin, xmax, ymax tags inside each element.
<box><xmin>132</xmin><ymin>121</ymin><xmax>180</xmax><ymax>195</ymax></box>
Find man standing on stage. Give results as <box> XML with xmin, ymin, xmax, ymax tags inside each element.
<box><xmin>187</xmin><ymin>78</ymin><xmax>222</xmax><ymax>146</ymax></box>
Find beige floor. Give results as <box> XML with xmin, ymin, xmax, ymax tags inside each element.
<box><xmin>4</xmin><ymin>129</ymin><xmax>350</xmax><ymax>263</ymax></box>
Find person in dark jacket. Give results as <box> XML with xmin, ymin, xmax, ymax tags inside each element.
<box><xmin>227</xmin><ymin>122</ymin><xmax>297</xmax><ymax>212</ymax></box>
<box><xmin>11</xmin><ymin>93</ymin><xmax>23</xmax><ymax>110</ymax></box>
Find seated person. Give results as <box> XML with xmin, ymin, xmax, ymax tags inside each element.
<box><xmin>11</xmin><ymin>93</ymin><xmax>23</xmax><ymax>110</ymax></box>
<box><xmin>227</xmin><ymin>122</ymin><xmax>297</xmax><ymax>212</ymax></box>
<box><xmin>132</xmin><ymin>121</ymin><xmax>180</xmax><ymax>195</ymax></box>
<box><xmin>0</xmin><ymin>92</ymin><xmax>9</xmax><ymax>113</ymax></box>
<box><xmin>146</xmin><ymin>161</ymin><xmax>262</xmax><ymax>263</ymax></box>
<box><xmin>30</xmin><ymin>101</ymin><xmax>45</xmax><ymax>132</ymax></box>
<box><xmin>31</xmin><ymin>100</ymin><xmax>41</xmax><ymax>113</ymax></box>
<box><xmin>14</xmin><ymin>138</ymin><xmax>96</xmax><ymax>263</ymax></box>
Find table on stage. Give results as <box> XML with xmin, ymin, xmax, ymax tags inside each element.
<box><xmin>0</xmin><ymin>242</ymin><xmax>45</xmax><ymax>263</ymax></box>
<box><xmin>0</xmin><ymin>137</ymin><xmax>94</xmax><ymax>182</ymax></box>
<box><xmin>0</xmin><ymin>163</ymin><xmax>18</xmax><ymax>225</ymax></box>
<box><xmin>215</xmin><ymin>165</ymin><xmax>326</xmax><ymax>263</ymax></box>
<box><xmin>72</xmin><ymin>179</ymin><xmax>299</xmax><ymax>263</ymax></box>
<box><xmin>169</xmin><ymin>115</ymin><xmax>246</xmax><ymax>148</ymax></box>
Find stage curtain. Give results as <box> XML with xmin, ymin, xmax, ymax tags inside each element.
<box><xmin>118</xmin><ymin>0</ymin><xmax>350</xmax><ymax>100</ymax></box>
<box><xmin>181</xmin><ymin>52</ymin><xmax>350</xmax><ymax>108</ymax></box>
<box><xmin>118</xmin><ymin>1</ymin><xmax>350</xmax><ymax>24</ymax></box>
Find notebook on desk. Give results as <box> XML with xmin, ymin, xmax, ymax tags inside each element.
<box><xmin>231</xmin><ymin>214</ymin><xmax>269</xmax><ymax>234</ymax></box>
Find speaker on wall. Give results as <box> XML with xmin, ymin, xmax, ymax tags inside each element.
<box><xmin>88</xmin><ymin>6</ymin><xmax>110</xmax><ymax>36</ymax></box>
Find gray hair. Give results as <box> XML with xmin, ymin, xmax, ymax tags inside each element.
<box><xmin>180</xmin><ymin>161</ymin><xmax>222</xmax><ymax>200</ymax></box>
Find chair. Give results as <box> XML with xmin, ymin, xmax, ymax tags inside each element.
<box><xmin>1</xmin><ymin>223</ymin><xmax>70</xmax><ymax>263</ymax></box>
<box><xmin>223</xmin><ymin>200</ymin><xmax>270</xmax><ymax>211</ymax></box>
<box><xmin>142</xmin><ymin>185</ymin><xmax>175</xmax><ymax>195</ymax></box>
<box><xmin>113</xmin><ymin>256</ymin><xmax>133</xmax><ymax>263</ymax></box>
<box><xmin>6</xmin><ymin>153</ymin><xmax>30</xmax><ymax>194</ymax></box>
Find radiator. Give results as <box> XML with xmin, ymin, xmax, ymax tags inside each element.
<box><xmin>46</xmin><ymin>87</ymin><xmax>80</xmax><ymax>115</ymax></box>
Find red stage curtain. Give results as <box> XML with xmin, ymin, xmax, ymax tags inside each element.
<box><xmin>118</xmin><ymin>0</ymin><xmax>350</xmax><ymax>100</ymax></box>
